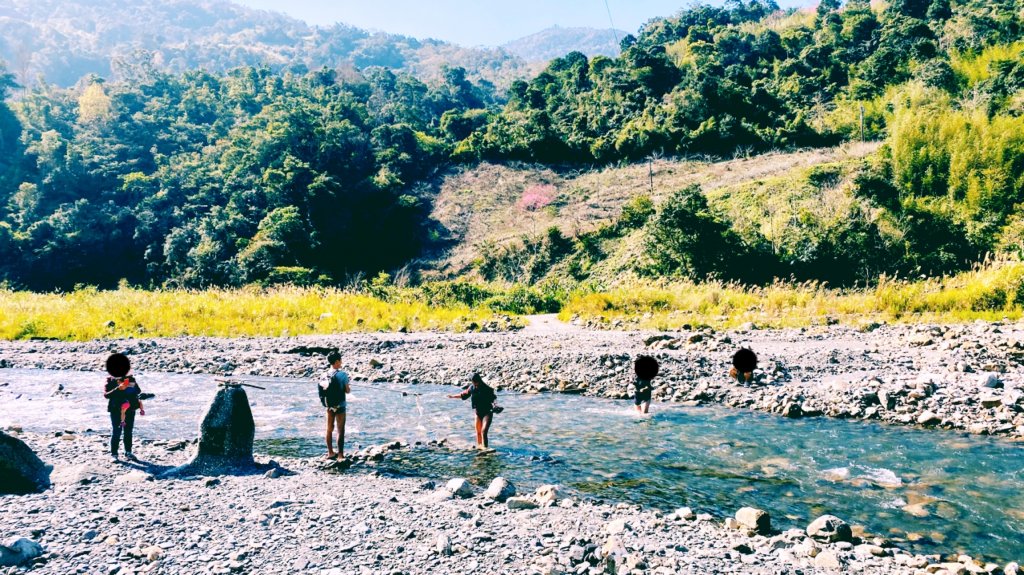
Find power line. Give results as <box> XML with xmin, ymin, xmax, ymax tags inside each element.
<box><xmin>603</xmin><ymin>0</ymin><xmax>620</xmax><ymax>46</ymax></box>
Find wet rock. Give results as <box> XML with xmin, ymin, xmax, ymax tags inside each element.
<box><xmin>807</xmin><ymin>515</ymin><xmax>852</xmax><ymax>543</ymax></box>
<box><xmin>0</xmin><ymin>537</ymin><xmax>44</xmax><ymax>567</ymax></box>
<box><xmin>482</xmin><ymin>477</ymin><xmax>515</xmax><ymax>502</ymax></box>
<box><xmin>735</xmin><ymin>507</ymin><xmax>771</xmax><ymax>534</ymax></box>
<box><xmin>0</xmin><ymin>431</ymin><xmax>51</xmax><ymax>494</ymax></box>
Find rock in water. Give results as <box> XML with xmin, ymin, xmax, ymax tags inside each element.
<box><xmin>0</xmin><ymin>431</ymin><xmax>51</xmax><ymax>494</ymax></box>
<box><xmin>165</xmin><ymin>384</ymin><xmax>256</xmax><ymax>476</ymax></box>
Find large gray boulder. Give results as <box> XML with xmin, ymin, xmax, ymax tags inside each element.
<box><xmin>0</xmin><ymin>537</ymin><xmax>44</xmax><ymax>566</ymax></box>
<box><xmin>164</xmin><ymin>384</ymin><xmax>256</xmax><ymax>476</ymax></box>
<box><xmin>0</xmin><ymin>431</ymin><xmax>51</xmax><ymax>494</ymax></box>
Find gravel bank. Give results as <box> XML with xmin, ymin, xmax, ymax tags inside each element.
<box><xmin>2</xmin><ymin>430</ymin><xmax>1002</xmax><ymax>575</ymax></box>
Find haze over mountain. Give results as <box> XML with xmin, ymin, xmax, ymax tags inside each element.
<box><xmin>0</xmin><ymin>0</ymin><xmax>531</xmax><ymax>87</ymax></box>
<box><xmin>501</xmin><ymin>26</ymin><xmax>626</xmax><ymax>62</ymax></box>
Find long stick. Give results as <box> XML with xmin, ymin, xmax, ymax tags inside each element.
<box><xmin>216</xmin><ymin>375</ymin><xmax>421</xmax><ymax>396</ymax></box>
<box><xmin>213</xmin><ymin>377</ymin><xmax>267</xmax><ymax>390</ymax></box>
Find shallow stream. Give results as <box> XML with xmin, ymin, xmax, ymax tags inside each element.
<box><xmin>1</xmin><ymin>368</ymin><xmax>1021</xmax><ymax>563</ymax></box>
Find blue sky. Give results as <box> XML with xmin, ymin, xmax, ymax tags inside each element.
<box><xmin>233</xmin><ymin>0</ymin><xmax>814</xmax><ymax>46</ymax></box>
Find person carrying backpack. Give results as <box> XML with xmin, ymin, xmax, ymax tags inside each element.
<box><xmin>447</xmin><ymin>373</ymin><xmax>500</xmax><ymax>449</ymax></box>
<box><xmin>319</xmin><ymin>351</ymin><xmax>351</xmax><ymax>459</ymax></box>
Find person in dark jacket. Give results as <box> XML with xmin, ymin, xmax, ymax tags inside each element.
<box><xmin>447</xmin><ymin>373</ymin><xmax>498</xmax><ymax>449</ymax></box>
<box><xmin>103</xmin><ymin>353</ymin><xmax>145</xmax><ymax>463</ymax></box>
<box><xmin>633</xmin><ymin>355</ymin><xmax>660</xmax><ymax>414</ymax></box>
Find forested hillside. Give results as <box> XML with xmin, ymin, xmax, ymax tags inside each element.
<box><xmin>0</xmin><ymin>0</ymin><xmax>529</xmax><ymax>87</ymax></box>
<box><xmin>501</xmin><ymin>26</ymin><xmax>626</xmax><ymax>62</ymax></box>
<box><xmin>0</xmin><ymin>0</ymin><xmax>1022</xmax><ymax>293</ymax></box>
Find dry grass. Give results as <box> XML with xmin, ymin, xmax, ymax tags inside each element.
<box><xmin>560</xmin><ymin>261</ymin><xmax>1024</xmax><ymax>330</ymax></box>
<box><xmin>0</xmin><ymin>286</ymin><xmax>504</xmax><ymax>340</ymax></box>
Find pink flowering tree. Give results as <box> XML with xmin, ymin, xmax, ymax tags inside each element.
<box><xmin>517</xmin><ymin>184</ymin><xmax>556</xmax><ymax>211</ymax></box>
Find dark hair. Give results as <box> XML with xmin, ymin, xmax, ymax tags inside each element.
<box><xmin>106</xmin><ymin>353</ymin><xmax>131</xmax><ymax>377</ymax></box>
<box><xmin>471</xmin><ymin>373</ymin><xmax>488</xmax><ymax>388</ymax></box>
<box><xmin>326</xmin><ymin>351</ymin><xmax>341</xmax><ymax>365</ymax></box>
<box><xmin>732</xmin><ymin>348</ymin><xmax>757</xmax><ymax>372</ymax></box>
<box><xmin>634</xmin><ymin>355</ymin><xmax>659</xmax><ymax>380</ymax></box>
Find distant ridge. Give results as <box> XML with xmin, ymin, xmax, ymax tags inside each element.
<box><xmin>501</xmin><ymin>26</ymin><xmax>626</xmax><ymax>62</ymax></box>
<box><xmin>0</xmin><ymin>0</ymin><xmax>530</xmax><ymax>87</ymax></box>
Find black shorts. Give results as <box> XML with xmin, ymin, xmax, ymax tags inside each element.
<box><xmin>634</xmin><ymin>391</ymin><xmax>652</xmax><ymax>405</ymax></box>
<box><xmin>475</xmin><ymin>409</ymin><xmax>493</xmax><ymax>419</ymax></box>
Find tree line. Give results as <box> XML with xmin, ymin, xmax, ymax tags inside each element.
<box><xmin>0</xmin><ymin>0</ymin><xmax>1022</xmax><ymax>290</ymax></box>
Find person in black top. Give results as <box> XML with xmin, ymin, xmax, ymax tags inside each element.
<box><xmin>103</xmin><ymin>353</ymin><xmax>145</xmax><ymax>463</ymax></box>
<box><xmin>633</xmin><ymin>355</ymin><xmax>659</xmax><ymax>414</ymax></box>
<box><xmin>447</xmin><ymin>373</ymin><xmax>498</xmax><ymax>449</ymax></box>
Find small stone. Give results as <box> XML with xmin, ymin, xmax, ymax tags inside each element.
<box><xmin>917</xmin><ymin>411</ymin><xmax>941</xmax><ymax>426</ymax></box>
<box><xmin>142</xmin><ymin>545</ymin><xmax>163</xmax><ymax>562</ymax></box>
<box><xmin>978</xmin><ymin>374</ymin><xmax>1003</xmax><ymax>389</ymax></box>
<box><xmin>436</xmin><ymin>534</ymin><xmax>451</xmax><ymax>556</ymax></box>
<box><xmin>534</xmin><ymin>484</ymin><xmax>562</xmax><ymax>505</ymax></box>
<box><xmin>506</xmin><ymin>497</ymin><xmax>538</xmax><ymax>510</ymax></box>
<box><xmin>735</xmin><ymin>507</ymin><xmax>771</xmax><ymax>534</ymax></box>
<box><xmin>674</xmin><ymin>507</ymin><xmax>695</xmax><ymax>521</ymax></box>
<box><xmin>605</xmin><ymin>519</ymin><xmax>630</xmax><ymax>535</ymax></box>
<box><xmin>814</xmin><ymin>550</ymin><xmax>843</xmax><ymax>570</ymax></box>
<box><xmin>807</xmin><ymin>515</ymin><xmax>852</xmax><ymax>543</ymax></box>
<box><xmin>264</xmin><ymin>468</ymin><xmax>282</xmax><ymax>479</ymax></box>
<box><xmin>444</xmin><ymin>478</ymin><xmax>474</xmax><ymax>498</ymax></box>
<box><xmin>482</xmin><ymin>477</ymin><xmax>516</xmax><ymax>502</ymax></box>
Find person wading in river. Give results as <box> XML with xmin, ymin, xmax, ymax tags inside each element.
<box><xmin>448</xmin><ymin>373</ymin><xmax>501</xmax><ymax>449</ymax></box>
<box><xmin>103</xmin><ymin>353</ymin><xmax>145</xmax><ymax>463</ymax></box>
<box><xmin>633</xmin><ymin>355</ymin><xmax>660</xmax><ymax>414</ymax></box>
<box><xmin>319</xmin><ymin>351</ymin><xmax>351</xmax><ymax>459</ymax></box>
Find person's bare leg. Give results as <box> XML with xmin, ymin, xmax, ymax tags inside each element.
<box><xmin>325</xmin><ymin>410</ymin><xmax>336</xmax><ymax>458</ymax></box>
<box><xmin>480</xmin><ymin>413</ymin><xmax>492</xmax><ymax>448</ymax></box>
<box><xmin>642</xmin><ymin>401</ymin><xmax>650</xmax><ymax>414</ymax></box>
<box><xmin>336</xmin><ymin>413</ymin><xmax>346</xmax><ymax>457</ymax></box>
<box><xmin>475</xmin><ymin>415</ymin><xmax>484</xmax><ymax>447</ymax></box>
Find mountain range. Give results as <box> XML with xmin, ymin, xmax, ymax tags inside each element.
<box><xmin>0</xmin><ymin>0</ymin><xmax>624</xmax><ymax>88</ymax></box>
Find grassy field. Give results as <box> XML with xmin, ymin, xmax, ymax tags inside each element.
<box><xmin>3</xmin><ymin>261</ymin><xmax>1022</xmax><ymax>340</ymax></box>
<box><xmin>0</xmin><ymin>286</ymin><xmax>509</xmax><ymax>340</ymax></box>
<box><xmin>561</xmin><ymin>261</ymin><xmax>1024</xmax><ymax>330</ymax></box>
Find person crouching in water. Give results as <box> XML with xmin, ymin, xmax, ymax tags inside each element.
<box><xmin>730</xmin><ymin>347</ymin><xmax>758</xmax><ymax>384</ymax></box>
<box><xmin>447</xmin><ymin>373</ymin><xmax>499</xmax><ymax>449</ymax></box>
<box><xmin>319</xmin><ymin>351</ymin><xmax>351</xmax><ymax>459</ymax></box>
<box><xmin>633</xmin><ymin>355</ymin><xmax>660</xmax><ymax>414</ymax></box>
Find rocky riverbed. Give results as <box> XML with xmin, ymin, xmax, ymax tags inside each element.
<box><xmin>3</xmin><ymin>429</ymin><xmax>1016</xmax><ymax>575</ymax></box>
<box><xmin>1</xmin><ymin>319</ymin><xmax>1022</xmax><ymax>438</ymax></box>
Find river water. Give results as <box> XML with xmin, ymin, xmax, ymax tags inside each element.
<box><xmin>1</xmin><ymin>368</ymin><xmax>1021</xmax><ymax>564</ymax></box>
